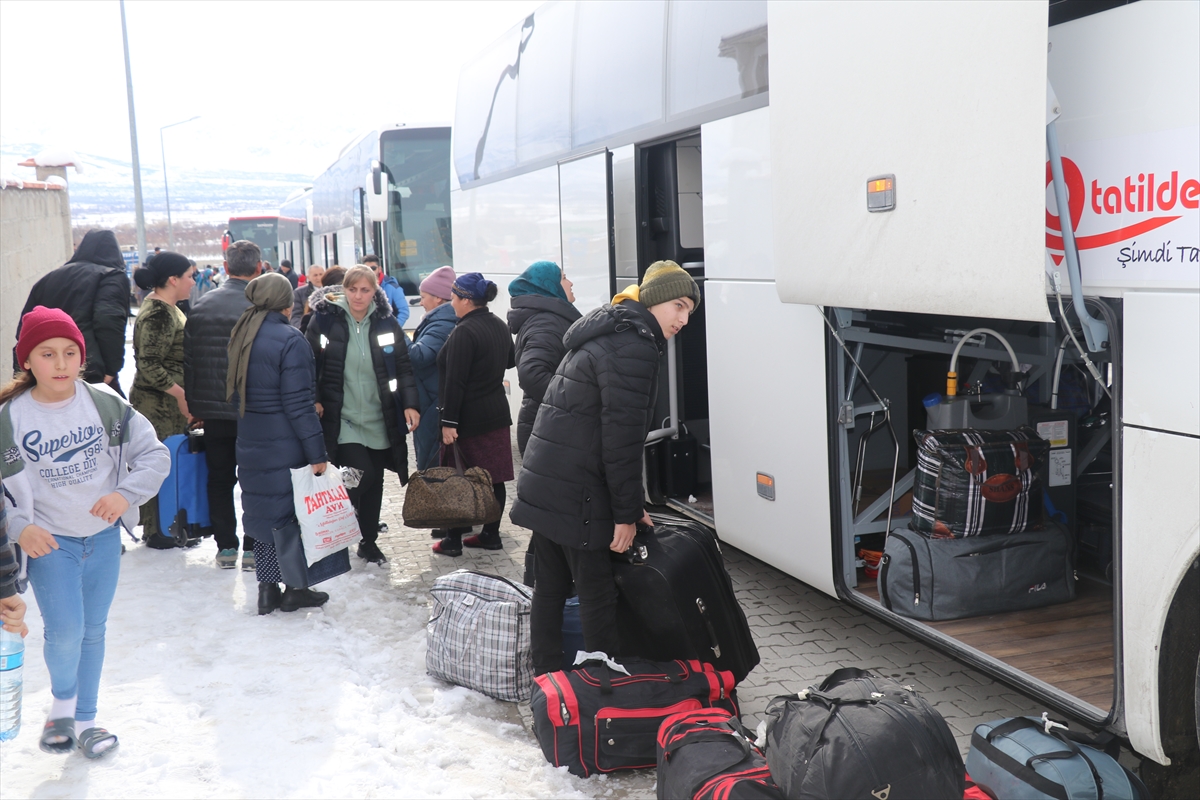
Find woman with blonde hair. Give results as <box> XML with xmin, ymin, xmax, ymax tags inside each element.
<box><xmin>306</xmin><ymin>265</ymin><xmax>420</xmax><ymax>564</ymax></box>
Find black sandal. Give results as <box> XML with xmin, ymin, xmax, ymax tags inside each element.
<box><xmin>77</xmin><ymin>726</ymin><xmax>119</xmax><ymax>759</ymax></box>
<box><xmin>38</xmin><ymin>717</ymin><xmax>77</xmax><ymax>754</ymax></box>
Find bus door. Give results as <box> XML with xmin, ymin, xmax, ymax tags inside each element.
<box><xmin>630</xmin><ymin>135</ymin><xmax>716</xmax><ymax>531</ymax></box>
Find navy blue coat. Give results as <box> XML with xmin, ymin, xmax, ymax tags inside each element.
<box><xmin>408</xmin><ymin>301</ymin><xmax>457</xmax><ymax>414</ymax></box>
<box><xmin>237</xmin><ymin>313</ymin><xmax>328</xmax><ymax>584</ymax></box>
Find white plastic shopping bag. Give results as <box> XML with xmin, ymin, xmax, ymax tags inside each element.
<box><xmin>290</xmin><ymin>466</ymin><xmax>362</xmax><ymax>567</ymax></box>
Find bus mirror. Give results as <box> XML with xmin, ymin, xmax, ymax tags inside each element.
<box><xmin>367</xmin><ymin>161</ymin><xmax>389</xmax><ymax>222</ymax></box>
<box><xmin>305</xmin><ymin>199</ymin><xmax>314</xmax><ymax>230</ymax></box>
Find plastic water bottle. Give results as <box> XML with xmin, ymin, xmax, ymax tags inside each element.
<box><xmin>0</xmin><ymin>628</ymin><xmax>23</xmax><ymax>741</ymax></box>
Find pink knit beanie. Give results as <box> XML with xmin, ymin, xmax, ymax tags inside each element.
<box><xmin>420</xmin><ymin>266</ymin><xmax>456</xmax><ymax>300</ymax></box>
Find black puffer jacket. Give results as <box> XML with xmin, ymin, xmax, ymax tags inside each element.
<box><xmin>183</xmin><ymin>276</ymin><xmax>253</xmax><ymax>421</ymax></box>
<box><xmin>437</xmin><ymin>307</ymin><xmax>516</xmax><ymax>438</ymax></box>
<box><xmin>15</xmin><ymin>230</ymin><xmax>130</xmax><ymax>382</ymax></box>
<box><xmin>305</xmin><ymin>285</ymin><xmax>420</xmax><ymax>480</ymax></box>
<box><xmin>508</xmin><ymin>295</ymin><xmax>581</xmax><ymax>456</ymax></box>
<box><xmin>510</xmin><ymin>300</ymin><xmax>664</xmax><ymax>550</ymax></box>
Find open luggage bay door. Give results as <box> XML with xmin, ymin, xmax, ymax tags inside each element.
<box><xmin>768</xmin><ymin>1</ymin><xmax>1052</xmax><ymax>322</ymax></box>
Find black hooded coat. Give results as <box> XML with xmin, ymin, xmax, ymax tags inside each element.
<box><xmin>507</xmin><ymin>295</ymin><xmax>581</xmax><ymax>456</ymax></box>
<box><xmin>510</xmin><ymin>300</ymin><xmax>664</xmax><ymax>551</ymax></box>
<box><xmin>15</xmin><ymin>230</ymin><xmax>131</xmax><ymax>383</ymax></box>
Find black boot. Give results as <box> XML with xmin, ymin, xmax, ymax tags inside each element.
<box><xmin>280</xmin><ymin>586</ymin><xmax>329</xmax><ymax>612</ymax></box>
<box><xmin>257</xmin><ymin>582</ymin><xmax>281</xmax><ymax>616</ymax></box>
<box><xmin>356</xmin><ymin>540</ymin><xmax>387</xmax><ymax>564</ymax></box>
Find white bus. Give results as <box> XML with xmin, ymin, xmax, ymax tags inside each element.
<box><xmin>277</xmin><ymin>187</ymin><xmax>312</xmax><ymax>274</ymax></box>
<box><xmin>450</xmin><ymin>0</ymin><xmax>1200</xmax><ymax>771</ymax></box>
<box><xmin>304</xmin><ymin>125</ymin><xmax>454</xmax><ymax>305</ymax></box>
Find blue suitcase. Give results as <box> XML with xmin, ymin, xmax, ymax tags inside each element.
<box><xmin>158</xmin><ymin>431</ymin><xmax>211</xmax><ymax>547</ymax></box>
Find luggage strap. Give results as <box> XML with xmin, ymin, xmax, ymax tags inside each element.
<box><xmin>973</xmin><ymin>716</ymin><xmax>1104</xmax><ymax>800</ymax></box>
<box><xmin>662</xmin><ymin>728</ymin><xmax>752</xmax><ymax>765</ymax></box>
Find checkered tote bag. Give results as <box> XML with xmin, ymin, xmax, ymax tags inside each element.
<box><xmin>911</xmin><ymin>427</ymin><xmax>1050</xmax><ymax>538</ymax></box>
<box><xmin>427</xmin><ymin>570</ymin><xmax>534</xmax><ymax>702</ymax></box>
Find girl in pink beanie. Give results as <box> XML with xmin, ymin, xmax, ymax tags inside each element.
<box><xmin>0</xmin><ymin>307</ymin><xmax>170</xmax><ymax>759</ymax></box>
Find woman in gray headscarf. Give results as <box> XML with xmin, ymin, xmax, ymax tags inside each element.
<box><xmin>226</xmin><ymin>273</ymin><xmax>347</xmax><ymax>615</ymax></box>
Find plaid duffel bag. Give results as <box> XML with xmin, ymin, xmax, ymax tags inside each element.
<box><xmin>426</xmin><ymin>570</ymin><xmax>533</xmax><ymax>702</ymax></box>
<box><xmin>911</xmin><ymin>427</ymin><xmax>1050</xmax><ymax>538</ymax></box>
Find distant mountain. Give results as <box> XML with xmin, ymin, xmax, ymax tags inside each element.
<box><xmin>0</xmin><ymin>142</ymin><xmax>311</xmax><ymax>225</ymax></box>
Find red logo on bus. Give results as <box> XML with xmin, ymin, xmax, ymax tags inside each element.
<box><xmin>1045</xmin><ymin>157</ymin><xmax>1199</xmax><ymax>265</ymax></box>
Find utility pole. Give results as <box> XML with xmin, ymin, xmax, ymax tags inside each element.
<box><xmin>120</xmin><ymin>0</ymin><xmax>147</xmax><ymax>265</ymax></box>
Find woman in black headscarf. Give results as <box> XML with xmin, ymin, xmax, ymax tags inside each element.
<box><xmin>226</xmin><ymin>273</ymin><xmax>346</xmax><ymax>615</ymax></box>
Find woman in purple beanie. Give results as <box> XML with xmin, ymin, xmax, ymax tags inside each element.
<box><xmin>408</xmin><ymin>266</ymin><xmax>457</xmax><ymax>471</ymax></box>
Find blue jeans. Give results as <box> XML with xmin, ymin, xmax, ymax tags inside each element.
<box><xmin>27</xmin><ymin>525</ymin><xmax>121</xmax><ymax>723</ymax></box>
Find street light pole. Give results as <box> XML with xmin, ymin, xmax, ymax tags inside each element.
<box><xmin>119</xmin><ymin>0</ymin><xmax>147</xmax><ymax>265</ymax></box>
<box><xmin>160</xmin><ymin>115</ymin><xmax>200</xmax><ymax>251</ymax></box>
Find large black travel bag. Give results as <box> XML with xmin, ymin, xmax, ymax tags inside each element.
<box><xmin>657</xmin><ymin>707</ymin><xmax>784</xmax><ymax>800</ymax></box>
<box><xmin>530</xmin><ymin>656</ymin><xmax>738</xmax><ymax>778</ymax></box>
<box><xmin>611</xmin><ymin>517</ymin><xmax>760</xmax><ymax>683</ymax></box>
<box><xmin>966</xmin><ymin>715</ymin><xmax>1150</xmax><ymax>800</ymax></box>
<box><xmin>911</xmin><ymin>427</ymin><xmax>1050</xmax><ymax>538</ymax></box>
<box><xmin>879</xmin><ymin>523</ymin><xmax>1075</xmax><ymax>621</ymax></box>
<box><xmin>763</xmin><ymin>667</ymin><xmax>964</xmax><ymax>800</ymax></box>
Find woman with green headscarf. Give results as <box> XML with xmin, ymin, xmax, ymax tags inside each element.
<box><xmin>226</xmin><ymin>272</ymin><xmax>345</xmax><ymax>616</ymax></box>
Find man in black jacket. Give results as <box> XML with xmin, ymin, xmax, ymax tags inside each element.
<box><xmin>183</xmin><ymin>240</ymin><xmax>263</xmax><ymax>570</ymax></box>
<box><xmin>15</xmin><ymin>229</ymin><xmax>131</xmax><ymax>394</ymax></box>
<box><xmin>511</xmin><ymin>260</ymin><xmax>700</xmax><ymax>675</ymax></box>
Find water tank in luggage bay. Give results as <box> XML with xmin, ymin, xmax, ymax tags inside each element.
<box><xmin>925</xmin><ymin>392</ymin><xmax>1028</xmax><ymax>430</ymax></box>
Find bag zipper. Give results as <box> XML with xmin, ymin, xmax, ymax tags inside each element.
<box><xmin>893</xmin><ymin>530</ymin><xmax>922</xmax><ymax>607</ymax></box>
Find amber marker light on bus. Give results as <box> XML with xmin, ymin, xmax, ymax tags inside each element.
<box><xmin>756</xmin><ymin>473</ymin><xmax>775</xmax><ymax>501</ymax></box>
<box><xmin>867</xmin><ymin>174</ymin><xmax>896</xmax><ymax>212</ymax></box>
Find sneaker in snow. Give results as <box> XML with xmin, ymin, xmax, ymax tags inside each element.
<box><xmin>215</xmin><ymin>549</ymin><xmax>238</xmax><ymax>569</ymax></box>
<box><xmin>241</xmin><ymin>551</ymin><xmax>256</xmax><ymax>572</ymax></box>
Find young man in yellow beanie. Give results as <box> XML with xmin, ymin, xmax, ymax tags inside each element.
<box><xmin>511</xmin><ymin>260</ymin><xmax>700</xmax><ymax>674</ymax></box>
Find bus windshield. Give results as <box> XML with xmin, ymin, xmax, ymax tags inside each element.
<box><xmin>228</xmin><ymin>217</ymin><xmax>280</xmax><ymax>268</ymax></box>
<box><xmin>380</xmin><ymin>129</ymin><xmax>453</xmax><ymax>294</ymax></box>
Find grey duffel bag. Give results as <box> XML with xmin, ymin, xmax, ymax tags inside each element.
<box><xmin>427</xmin><ymin>569</ymin><xmax>533</xmax><ymax>702</ymax></box>
<box><xmin>878</xmin><ymin>524</ymin><xmax>1075</xmax><ymax>621</ymax></box>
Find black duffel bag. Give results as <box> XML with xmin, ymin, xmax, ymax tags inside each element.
<box><xmin>657</xmin><ymin>707</ymin><xmax>784</xmax><ymax>800</ymax></box>
<box><xmin>763</xmin><ymin>668</ymin><xmax>964</xmax><ymax>800</ymax></box>
<box><xmin>879</xmin><ymin>523</ymin><xmax>1075</xmax><ymax>621</ymax></box>
<box><xmin>530</xmin><ymin>656</ymin><xmax>739</xmax><ymax>778</ymax></box>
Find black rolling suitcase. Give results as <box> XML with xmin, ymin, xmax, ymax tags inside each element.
<box><xmin>612</xmin><ymin>518</ymin><xmax>759</xmax><ymax>683</ymax></box>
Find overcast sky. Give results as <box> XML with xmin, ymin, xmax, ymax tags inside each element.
<box><xmin>0</xmin><ymin>0</ymin><xmax>542</xmax><ymax>178</ymax></box>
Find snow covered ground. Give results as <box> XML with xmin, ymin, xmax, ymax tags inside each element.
<box><xmin>1</xmin><ymin>326</ymin><xmax>654</xmax><ymax>799</ymax></box>
<box><xmin>0</xmin><ymin>541</ymin><xmax>640</xmax><ymax>799</ymax></box>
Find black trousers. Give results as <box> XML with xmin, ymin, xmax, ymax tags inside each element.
<box><xmin>445</xmin><ymin>482</ymin><xmax>507</xmax><ymax>539</ymax></box>
<box><xmin>529</xmin><ymin>531</ymin><xmax>620</xmax><ymax>676</ymax></box>
<box><xmin>204</xmin><ymin>419</ymin><xmax>253</xmax><ymax>552</ymax></box>
<box><xmin>338</xmin><ymin>443</ymin><xmax>388</xmax><ymax>545</ymax></box>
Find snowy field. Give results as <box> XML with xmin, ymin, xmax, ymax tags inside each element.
<box><xmin>0</xmin><ymin>541</ymin><xmax>642</xmax><ymax>799</ymax></box>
